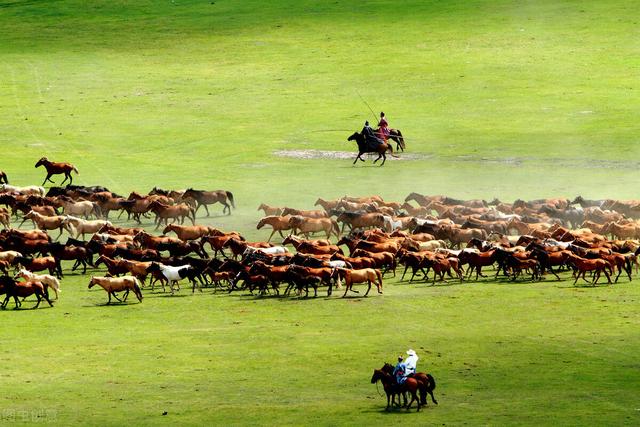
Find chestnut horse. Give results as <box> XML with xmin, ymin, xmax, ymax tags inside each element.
<box><xmin>257</xmin><ymin>215</ymin><xmax>293</xmax><ymax>242</ymax></box>
<box><xmin>370</xmin><ymin>368</ymin><xmax>421</xmax><ymax>411</ymax></box>
<box><xmin>35</xmin><ymin>157</ymin><xmax>79</xmax><ymax>186</ymax></box>
<box><xmin>347</xmin><ymin>132</ymin><xmax>396</xmax><ymax>166</ymax></box>
<box><xmin>88</xmin><ymin>276</ymin><xmax>143</xmax><ymax>304</ymax></box>
<box><xmin>381</xmin><ymin>363</ymin><xmax>437</xmax><ymax>406</ymax></box>
<box><xmin>377</xmin><ymin>127</ymin><xmax>406</xmax><ymax>151</ymax></box>
<box><xmin>0</xmin><ymin>276</ymin><xmax>53</xmax><ymax>309</ymax></box>
<box><xmin>339</xmin><ymin>268</ymin><xmax>383</xmax><ymax>297</ymax></box>
<box><xmin>182</xmin><ymin>188</ymin><xmax>235</xmax><ymax>216</ymax></box>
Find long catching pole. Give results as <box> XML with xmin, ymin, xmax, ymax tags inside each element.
<box><xmin>356</xmin><ymin>90</ymin><xmax>378</xmax><ymax>125</ymax></box>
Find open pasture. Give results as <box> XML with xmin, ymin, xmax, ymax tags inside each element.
<box><xmin>1</xmin><ymin>0</ymin><xmax>640</xmax><ymax>425</ymax></box>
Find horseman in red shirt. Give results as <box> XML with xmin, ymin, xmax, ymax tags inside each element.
<box><xmin>377</xmin><ymin>111</ymin><xmax>390</xmax><ymax>142</ymax></box>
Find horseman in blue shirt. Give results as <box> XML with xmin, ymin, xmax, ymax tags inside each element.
<box><xmin>393</xmin><ymin>355</ymin><xmax>406</xmax><ymax>384</ymax></box>
<box><xmin>361</xmin><ymin>121</ymin><xmax>384</xmax><ymax>147</ymax></box>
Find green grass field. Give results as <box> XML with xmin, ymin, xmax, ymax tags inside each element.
<box><xmin>1</xmin><ymin>0</ymin><xmax>640</xmax><ymax>425</ymax></box>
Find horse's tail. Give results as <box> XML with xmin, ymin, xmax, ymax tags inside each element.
<box><xmin>133</xmin><ymin>277</ymin><xmax>143</xmax><ymax>301</ymax></box>
<box><xmin>395</xmin><ymin>129</ymin><xmax>406</xmax><ymax>150</ymax></box>
<box><xmin>427</xmin><ymin>373</ymin><xmax>436</xmax><ymax>390</ymax></box>
<box><xmin>226</xmin><ymin>191</ymin><xmax>235</xmax><ymax>209</ymax></box>
<box><xmin>331</xmin><ymin>219</ymin><xmax>340</xmax><ymax>238</ymax></box>
<box><xmin>92</xmin><ymin>202</ymin><xmax>102</xmax><ymax>219</ymax></box>
<box><xmin>386</xmin><ymin>143</ymin><xmax>399</xmax><ymax>158</ymax></box>
<box><xmin>72</xmin><ymin>165</ymin><xmax>79</xmax><ymax>174</ymax></box>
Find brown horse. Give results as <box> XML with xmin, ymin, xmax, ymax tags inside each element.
<box><xmin>347</xmin><ymin>132</ymin><xmax>396</xmax><ymax>166</ymax></box>
<box><xmin>88</xmin><ymin>276</ymin><xmax>143</xmax><ymax>304</ymax></box>
<box><xmin>381</xmin><ymin>363</ymin><xmax>437</xmax><ymax>406</ymax></box>
<box><xmin>370</xmin><ymin>368</ymin><xmax>421</xmax><ymax>411</ymax></box>
<box><xmin>148</xmin><ymin>200</ymin><xmax>195</xmax><ymax>228</ymax></box>
<box><xmin>35</xmin><ymin>157</ymin><xmax>79</xmax><ymax>186</ymax></box>
<box><xmin>566</xmin><ymin>253</ymin><xmax>612</xmax><ymax>285</ymax></box>
<box><xmin>257</xmin><ymin>215</ymin><xmax>293</xmax><ymax>242</ymax></box>
<box><xmin>0</xmin><ymin>171</ymin><xmax>7</xmax><ymax>185</ymax></box>
<box><xmin>377</xmin><ymin>127</ymin><xmax>406</xmax><ymax>151</ymax></box>
<box><xmin>0</xmin><ymin>276</ymin><xmax>53</xmax><ymax>309</ymax></box>
<box><xmin>163</xmin><ymin>224</ymin><xmax>214</xmax><ymax>241</ymax></box>
<box><xmin>339</xmin><ymin>268</ymin><xmax>383</xmax><ymax>297</ymax></box>
<box><xmin>182</xmin><ymin>188</ymin><xmax>235</xmax><ymax>216</ymax></box>
<box><xmin>288</xmin><ymin>215</ymin><xmax>340</xmax><ymax>239</ymax></box>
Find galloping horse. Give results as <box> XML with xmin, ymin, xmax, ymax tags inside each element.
<box><xmin>347</xmin><ymin>132</ymin><xmax>396</xmax><ymax>166</ymax></box>
<box><xmin>35</xmin><ymin>157</ymin><xmax>79</xmax><ymax>186</ymax></box>
<box><xmin>182</xmin><ymin>189</ymin><xmax>235</xmax><ymax>216</ymax></box>
<box><xmin>377</xmin><ymin>128</ymin><xmax>406</xmax><ymax>151</ymax></box>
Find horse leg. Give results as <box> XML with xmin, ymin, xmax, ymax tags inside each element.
<box><xmin>353</xmin><ymin>153</ymin><xmax>362</xmax><ymax>164</ymax></box>
<box><xmin>429</xmin><ymin>388</ymin><xmax>438</xmax><ymax>404</ymax></box>
<box><xmin>342</xmin><ymin>281</ymin><xmax>350</xmax><ymax>298</ymax></box>
<box><xmin>111</xmin><ymin>292</ymin><xmax>123</xmax><ymax>302</ymax></box>
<box><xmin>380</xmin><ymin>153</ymin><xmax>386</xmax><ymax>166</ymax></box>
<box><xmin>373</xmin><ymin>153</ymin><xmax>381</xmax><ymax>163</ymax></box>
<box><xmin>204</xmin><ymin>204</ymin><xmax>211</xmax><ymax>217</ymax></box>
<box><xmin>122</xmin><ymin>289</ymin><xmax>130</xmax><ymax>301</ymax></box>
<box><xmin>364</xmin><ymin>280</ymin><xmax>372</xmax><ymax>297</ymax></box>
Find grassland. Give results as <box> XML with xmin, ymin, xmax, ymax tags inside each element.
<box><xmin>1</xmin><ymin>0</ymin><xmax>640</xmax><ymax>425</ymax></box>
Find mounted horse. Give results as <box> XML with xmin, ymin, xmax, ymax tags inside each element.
<box><xmin>35</xmin><ymin>157</ymin><xmax>79</xmax><ymax>186</ymax></box>
<box><xmin>370</xmin><ymin>368</ymin><xmax>421</xmax><ymax>411</ymax></box>
<box><xmin>377</xmin><ymin>128</ymin><xmax>406</xmax><ymax>151</ymax></box>
<box><xmin>347</xmin><ymin>132</ymin><xmax>396</xmax><ymax>166</ymax></box>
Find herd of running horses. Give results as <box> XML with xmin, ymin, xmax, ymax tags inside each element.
<box><xmin>1</xmin><ymin>158</ymin><xmax>639</xmax><ymax>308</ymax></box>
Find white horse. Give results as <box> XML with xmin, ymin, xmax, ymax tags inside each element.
<box><xmin>0</xmin><ymin>183</ymin><xmax>45</xmax><ymax>197</ymax></box>
<box><xmin>17</xmin><ymin>269</ymin><xmax>61</xmax><ymax>300</ymax></box>
<box><xmin>59</xmin><ymin>199</ymin><xmax>101</xmax><ymax>219</ymax></box>
<box><xmin>418</xmin><ymin>239</ymin><xmax>448</xmax><ymax>251</ymax></box>
<box><xmin>147</xmin><ymin>262</ymin><xmax>198</xmax><ymax>294</ymax></box>
<box><xmin>62</xmin><ymin>215</ymin><xmax>111</xmax><ymax>239</ymax></box>
<box><xmin>382</xmin><ymin>215</ymin><xmax>403</xmax><ymax>233</ymax></box>
<box><xmin>0</xmin><ymin>250</ymin><xmax>23</xmax><ymax>263</ymax></box>
<box><xmin>243</xmin><ymin>246</ymin><xmax>289</xmax><ymax>258</ymax></box>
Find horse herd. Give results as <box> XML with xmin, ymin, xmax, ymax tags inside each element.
<box><xmin>1</xmin><ymin>160</ymin><xmax>640</xmax><ymax>309</ymax></box>
<box><xmin>255</xmin><ymin>193</ymin><xmax>640</xmax><ymax>289</ymax></box>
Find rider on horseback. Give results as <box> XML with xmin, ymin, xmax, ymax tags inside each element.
<box><xmin>377</xmin><ymin>112</ymin><xmax>390</xmax><ymax>142</ymax></box>
<box><xmin>404</xmin><ymin>349</ymin><xmax>419</xmax><ymax>377</ymax></box>
<box><xmin>393</xmin><ymin>355</ymin><xmax>406</xmax><ymax>384</ymax></box>
<box><xmin>362</xmin><ymin>121</ymin><xmax>384</xmax><ymax>147</ymax></box>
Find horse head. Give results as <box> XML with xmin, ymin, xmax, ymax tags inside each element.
<box><xmin>35</xmin><ymin>157</ymin><xmax>48</xmax><ymax>168</ymax></box>
<box><xmin>347</xmin><ymin>132</ymin><xmax>362</xmax><ymax>143</ymax></box>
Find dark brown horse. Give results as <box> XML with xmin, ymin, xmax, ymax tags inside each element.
<box><xmin>382</xmin><ymin>363</ymin><xmax>437</xmax><ymax>406</ymax></box>
<box><xmin>0</xmin><ymin>275</ymin><xmax>53</xmax><ymax>309</ymax></box>
<box><xmin>182</xmin><ymin>188</ymin><xmax>235</xmax><ymax>216</ymax></box>
<box><xmin>377</xmin><ymin>128</ymin><xmax>406</xmax><ymax>151</ymax></box>
<box><xmin>0</xmin><ymin>171</ymin><xmax>8</xmax><ymax>185</ymax></box>
<box><xmin>35</xmin><ymin>157</ymin><xmax>79</xmax><ymax>186</ymax></box>
<box><xmin>347</xmin><ymin>132</ymin><xmax>396</xmax><ymax>166</ymax></box>
<box><xmin>371</xmin><ymin>368</ymin><xmax>421</xmax><ymax>411</ymax></box>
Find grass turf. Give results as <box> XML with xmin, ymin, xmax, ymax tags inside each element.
<box><xmin>1</xmin><ymin>0</ymin><xmax>640</xmax><ymax>425</ymax></box>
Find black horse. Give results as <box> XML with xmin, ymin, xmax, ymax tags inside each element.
<box><xmin>347</xmin><ymin>132</ymin><xmax>396</xmax><ymax>166</ymax></box>
<box><xmin>0</xmin><ymin>171</ymin><xmax>8</xmax><ymax>185</ymax></box>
